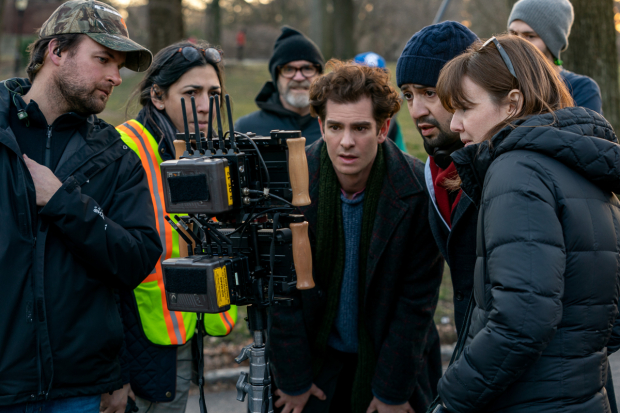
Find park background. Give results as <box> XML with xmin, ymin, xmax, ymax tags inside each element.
<box><xmin>1</xmin><ymin>0</ymin><xmax>620</xmax><ymax>388</ymax></box>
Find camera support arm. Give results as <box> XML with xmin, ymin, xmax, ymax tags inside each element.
<box><xmin>235</xmin><ymin>306</ymin><xmax>274</xmax><ymax>413</ymax></box>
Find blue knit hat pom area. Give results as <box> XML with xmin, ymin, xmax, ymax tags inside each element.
<box><xmin>268</xmin><ymin>26</ymin><xmax>325</xmax><ymax>84</ymax></box>
<box><xmin>396</xmin><ymin>21</ymin><xmax>478</xmax><ymax>88</ymax></box>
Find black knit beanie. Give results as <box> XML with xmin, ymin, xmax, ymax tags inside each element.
<box><xmin>268</xmin><ymin>26</ymin><xmax>325</xmax><ymax>84</ymax></box>
<box><xmin>396</xmin><ymin>21</ymin><xmax>478</xmax><ymax>88</ymax></box>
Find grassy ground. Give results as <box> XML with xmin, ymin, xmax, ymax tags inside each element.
<box><xmin>102</xmin><ymin>61</ymin><xmax>456</xmax><ymax>345</ymax></box>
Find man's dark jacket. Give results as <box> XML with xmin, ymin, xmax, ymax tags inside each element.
<box><xmin>424</xmin><ymin>160</ymin><xmax>476</xmax><ymax>335</ymax></box>
<box><xmin>438</xmin><ymin>107</ymin><xmax>620</xmax><ymax>413</ymax></box>
<box><xmin>0</xmin><ymin>78</ymin><xmax>162</xmax><ymax>406</ymax></box>
<box><xmin>234</xmin><ymin>81</ymin><xmax>321</xmax><ymax>144</ymax></box>
<box><xmin>269</xmin><ymin>138</ymin><xmax>444</xmax><ymax>410</ymax></box>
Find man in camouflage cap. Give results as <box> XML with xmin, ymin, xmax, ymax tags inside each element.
<box><xmin>38</xmin><ymin>0</ymin><xmax>151</xmax><ymax>72</ymax></box>
<box><xmin>0</xmin><ymin>1</ymin><xmax>162</xmax><ymax>412</ymax></box>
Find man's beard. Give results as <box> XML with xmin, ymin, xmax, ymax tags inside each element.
<box><xmin>51</xmin><ymin>61</ymin><xmax>111</xmax><ymax>116</ymax></box>
<box><xmin>416</xmin><ymin>115</ymin><xmax>460</xmax><ymax>153</ymax></box>
<box><xmin>282</xmin><ymin>80</ymin><xmax>310</xmax><ymax>109</ymax></box>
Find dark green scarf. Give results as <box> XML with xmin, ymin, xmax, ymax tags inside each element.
<box><xmin>314</xmin><ymin>142</ymin><xmax>386</xmax><ymax>413</ymax></box>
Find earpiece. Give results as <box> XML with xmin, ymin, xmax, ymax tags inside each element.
<box><xmin>54</xmin><ymin>48</ymin><xmax>61</xmax><ymax>57</ymax></box>
<box><xmin>152</xmin><ymin>84</ymin><xmax>163</xmax><ymax>98</ymax></box>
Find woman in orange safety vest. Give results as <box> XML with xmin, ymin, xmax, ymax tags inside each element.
<box><xmin>101</xmin><ymin>40</ymin><xmax>237</xmax><ymax>413</ymax></box>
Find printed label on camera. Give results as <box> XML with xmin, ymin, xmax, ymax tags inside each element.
<box><xmin>225</xmin><ymin>166</ymin><xmax>233</xmax><ymax>206</ymax></box>
<box><xmin>214</xmin><ymin>266</ymin><xmax>231</xmax><ymax>307</ymax></box>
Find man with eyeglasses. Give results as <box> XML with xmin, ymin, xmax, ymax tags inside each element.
<box><xmin>508</xmin><ymin>0</ymin><xmax>602</xmax><ymax>114</ymax></box>
<box><xmin>235</xmin><ymin>26</ymin><xmax>324</xmax><ymax>144</ymax></box>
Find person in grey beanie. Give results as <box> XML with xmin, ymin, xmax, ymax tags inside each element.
<box><xmin>234</xmin><ymin>26</ymin><xmax>324</xmax><ymax>143</ymax></box>
<box><xmin>396</xmin><ymin>21</ymin><xmax>478</xmax><ymax>340</ymax></box>
<box><xmin>509</xmin><ymin>2</ymin><xmax>614</xmax><ymax>409</ymax></box>
<box><xmin>508</xmin><ymin>0</ymin><xmax>602</xmax><ymax>113</ymax></box>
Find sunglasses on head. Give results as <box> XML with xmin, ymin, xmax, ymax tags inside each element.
<box><xmin>480</xmin><ymin>37</ymin><xmax>518</xmax><ymax>81</ymax></box>
<box><xmin>159</xmin><ymin>46</ymin><xmax>222</xmax><ymax>68</ymax></box>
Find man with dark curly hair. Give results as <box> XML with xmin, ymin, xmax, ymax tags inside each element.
<box><xmin>269</xmin><ymin>59</ymin><xmax>444</xmax><ymax>413</ymax></box>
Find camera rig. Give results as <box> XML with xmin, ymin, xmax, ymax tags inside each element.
<box><xmin>159</xmin><ymin>94</ymin><xmax>314</xmax><ymax>413</ymax></box>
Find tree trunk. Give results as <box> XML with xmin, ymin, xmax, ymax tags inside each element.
<box><xmin>310</xmin><ymin>0</ymin><xmax>322</xmax><ymax>48</ymax></box>
<box><xmin>321</xmin><ymin>0</ymin><xmax>334</xmax><ymax>60</ymax></box>
<box><xmin>149</xmin><ymin>0</ymin><xmax>184</xmax><ymax>55</ymax></box>
<box><xmin>506</xmin><ymin>0</ymin><xmax>518</xmax><ymax>12</ymax></box>
<box><xmin>278</xmin><ymin>0</ymin><xmax>289</xmax><ymax>25</ymax></box>
<box><xmin>562</xmin><ymin>0</ymin><xmax>620</xmax><ymax>131</ymax></box>
<box><xmin>207</xmin><ymin>0</ymin><xmax>221</xmax><ymax>46</ymax></box>
<box><xmin>0</xmin><ymin>0</ymin><xmax>7</xmax><ymax>58</ymax></box>
<box><xmin>332</xmin><ymin>0</ymin><xmax>355</xmax><ymax>59</ymax></box>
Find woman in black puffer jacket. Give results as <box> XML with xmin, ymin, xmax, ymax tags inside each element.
<box><xmin>434</xmin><ymin>34</ymin><xmax>620</xmax><ymax>412</ymax></box>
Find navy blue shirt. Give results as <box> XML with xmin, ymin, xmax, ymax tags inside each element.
<box><xmin>561</xmin><ymin>69</ymin><xmax>602</xmax><ymax>114</ymax></box>
<box><xmin>328</xmin><ymin>190</ymin><xmax>365</xmax><ymax>354</ymax></box>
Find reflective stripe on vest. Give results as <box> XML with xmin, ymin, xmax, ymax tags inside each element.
<box><xmin>117</xmin><ymin>120</ymin><xmax>236</xmax><ymax>344</ymax></box>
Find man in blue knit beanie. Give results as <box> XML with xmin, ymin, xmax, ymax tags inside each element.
<box><xmin>396</xmin><ymin>21</ymin><xmax>478</xmax><ymax>340</ymax></box>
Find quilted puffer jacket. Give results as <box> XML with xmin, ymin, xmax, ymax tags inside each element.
<box><xmin>438</xmin><ymin>107</ymin><xmax>620</xmax><ymax>413</ymax></box>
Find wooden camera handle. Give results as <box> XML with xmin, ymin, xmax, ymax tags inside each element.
<box><xmin>290</xmin><ymin>221</ymin><xmax>315</xmax><ymax>290</ymax></box>
<box><xmin>286</xmin><ymin>137</ymin><xmax>311</xmax><ymax>207</ymax></box>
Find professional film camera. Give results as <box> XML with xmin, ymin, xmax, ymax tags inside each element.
<box><xmin>159</xmin><ymin>94</ymin><xmax>314</xmax><ymax>413</ymax></box>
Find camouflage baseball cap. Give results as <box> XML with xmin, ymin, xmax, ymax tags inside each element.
<box><xmin>39</xmin><ymin>0</ymin><xmax>152</xmax><ymax>72</ymax></box>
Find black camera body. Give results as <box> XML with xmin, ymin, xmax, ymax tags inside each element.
<box><xmin>162</xmin><ymin>225</ymin><xmax>297</xmax><ymax>313</ymax></box>
<box><xmin>159</xmin><ymin>95</ymin><xmax>309</xmax><ymax>314</ymax></box>
<box><xmin>161</xmin><ymin>156</ymin><xmax>234</xmax><ymax>215</ymax></box>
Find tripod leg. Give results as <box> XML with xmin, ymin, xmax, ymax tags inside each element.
<box><xmin>196</xmin><ymin>313</ymin><xmax>209</xmax><ymax>413</ymax></box>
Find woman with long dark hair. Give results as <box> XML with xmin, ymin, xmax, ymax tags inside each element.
<box><xmin>435</xmin><ymin>34</ymin><xmax>620</xmax><ymax>412</ymax></box>
<box><xmin>100</xmin><ymin>41</ymin><xmax>237</xmax><ymax>413</ymax></box>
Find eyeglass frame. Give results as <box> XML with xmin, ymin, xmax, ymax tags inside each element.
<box><xmin>480</xmin><ymin>37</ymin><xmax>518</xmax><ymax>81</ymax></box>
<box><xmin>277</xmin><ymin>64</ymin><xmax>320</xmax><ymax>79</ymax></box>
<box><xmin>158</xmin><ymin>46</ymin><xmax>223</xmax><ymax>70</ymax></box>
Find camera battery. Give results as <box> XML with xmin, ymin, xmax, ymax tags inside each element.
<box><xmin>162</xmin><ymin>256</ymin><xmax>232</xmax><ymax>313</ymax></box>
<box><xmin>161</xmin><ymin>157</ymin><xmax>233</xmax><ymax>214</ymax></box>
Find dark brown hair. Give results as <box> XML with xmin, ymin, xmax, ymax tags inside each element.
<box><xmin>309</xmin><ymin>59</ymin><xmax>401</xmax><ymax>129</ymax></box>
<box><xmin>26</xmin><ymin>34</ymin><xmax>84</xmax><ymax>82</ymax></box>
<box><xmin>126</xmin><ymin>40</ymin><xmax>227</xmax><ymax>138</ymax></box>
<box><xmin>437</xmin><ymin>33</ymin><xmax>573</xmax><ymax>140</ymax></box>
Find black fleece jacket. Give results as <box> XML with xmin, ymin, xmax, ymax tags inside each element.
<box><xmin>234</xmin><ymin>81</ymin><xmax>322</xmax><ymax>144</ymax></box>
<box><xmin>0</xmin><ymin>78</ymin><xmax>162</xmax><ymax>406</ymax></box>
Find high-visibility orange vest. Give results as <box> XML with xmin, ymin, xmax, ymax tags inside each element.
<box><xmin>117</xmin><ymin>119</ymin><xmax>237</xmax><ymax>345</ymax></box>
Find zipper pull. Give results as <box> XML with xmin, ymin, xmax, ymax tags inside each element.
<box><xmin>44</xmin><ymin>127</ymin><xmax>52</xmax><ymax>168</ymax></box>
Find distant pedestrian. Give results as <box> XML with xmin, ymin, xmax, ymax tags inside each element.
<box><xmin>508</xmin><ymin>0</ymin><xmax>602</xmax><ymax>113</ymax></box>
<box><xmin>236</xmin><ymin>29</ymin><xmax>246</xmax><ymax>61</ymax></box>
<box><xmin>235</xmin><ymin>26</ymin><xmax>324</xmax><ymax>143</ymax></box>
